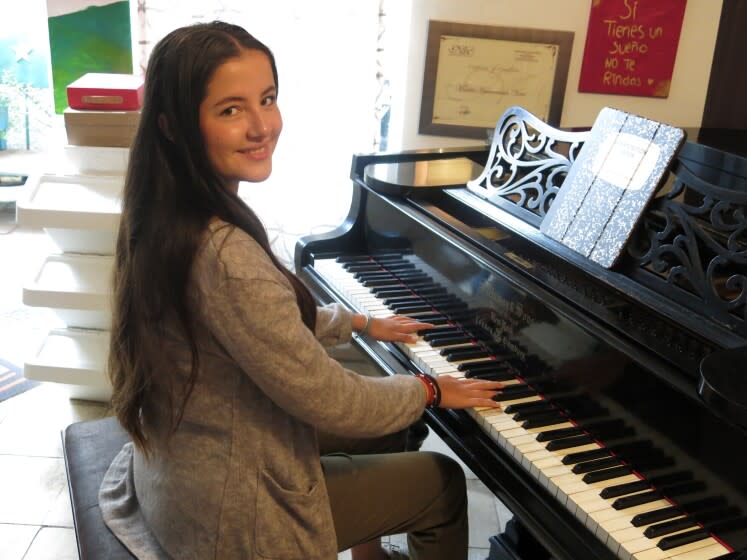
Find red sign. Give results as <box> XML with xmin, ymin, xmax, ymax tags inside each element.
<box><xmin>578</xmin><ymin>0</ymin><xmax>687</xmax><ymax>98</ymax></box>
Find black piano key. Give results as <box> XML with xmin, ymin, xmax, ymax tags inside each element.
<box><xmin>418</xmin><ymin>297</ymin><xmax>463</xmax><ymax>308</ymax></box>
<box><xmin>336</xmin><ymin>254</ymin><xmax>379</xmax><ymax>262</ymax></box>
<box><xmin>580</xmin><ymin>419</ymin><xmax>635</xmax><ymax>440</ymax></box>
<box><xmin>374</xmin><ymin>286</ymin><xmax>443</xmax><ymax>297</ymax></box>
<box><xmin>609</xmin><ymin>440</ymin><xmax>654</xmax><ymax>459</ymax></box>
<box><xmin>369</xmin><ymin>253</ymin><xmax>408</xmax><ymax>260</ymax></box>
<box><xmin>545</xmin><ymin>434</ymin><xmax>594</xmax><ymax>451</ymax></box>
<box><xmin>466</xmin><ymin>371</ymin><xmax>517</xmax><ymax>381</ymax></box>
<box><xmin>374</xmin><ymin>288</ymin><xmax>413</xmax><ymax>298</ymax></box>
<box><xmin>429</xmin><ymin>335</ymin><xmax>474</xmax><ymax>347</ymax></box>
<box><xmin>435</xmin><ymin>341</ymin><xmax>476</xmax><ymax>351</ymax></box>
<box><xmin>443</xmin><ymin>348</ymin><xmax>491</xmax><ymax>361</ymax></box>
<box><xmin>477</xmin><ymin>350</ymin><xmax>514</xmax><ymax>362</ymax></box>
<box><xmin>389</xmin><ymin>273</ymin><xmax>430</xmax><ymax>282</ymax></box>
<box><xmin>423</xmin><ymin>332</ymin><xmax>464</xmax><ymax>343</ymax></box>
<box><xmin>409</xmin><ymin>286</ymin><xmax>448</xmax><ymax>294</ymax></box>
<box><xmin>648</xmin><ymin>471</ymin><xmax>694</xmax><ymax>488</ymax></box>
<box><xmin>504</xmin><ymin>400</ymin><xmax>551</xmax><ymax>414</ymax></box>
<box><xmin>657</xmin><ymin>528</ymin><xmax>710</xmax><ymax>550</ymax></box>
<box><xmin>385</xmin><ymin>294</ymin><xmax>443</xmax><ymax>304</ymax></box>
<box><xmin>354</xmin><ymin>267</ymin><xmax>403</xmax><ymax>275</ymax></box>
<box><xmin>572</xmin><ymin>456</ymin><xmax>623</xmax><ymax>474</ymax></box>
<box><xmin>612</xmin><ymin>490</ymin><xmax>662</xmax><ymax>510</ymax></box>
<box><xmin>707</xmin><ymin>515</ymin><xmax>747</xmax><ymax>533</ymax></box>
<box><xmin>555</xmin><ymin>401</ymin><xmax>608</xmax><ymax>419</ymax></box>
<box><xmin>423</xmin><ymin>316</ymin><xmax>452</xmax><ymax>326</ymax></box>
<box><xmin>582</xmin><ymin>465</ymin><xmax>632</xmax><ymax>483</ymax></box>
<box><xmin>360</xmin><ymin>270</ymin><xmax>428</xmax><ymax>284</ymax></box>
<box><xmin>464</xmin><ymin>369</ymin><xmax>515</xmax><ymax>381</ymax></box>
<box><xmin>506</xmin><ymin>399</ymin><xmax>563</xmax><ymax>422</ymax></box>
<box><xmin>362</xmin><ymin>278</ymin><xmax>403</xmax><ymax>288</ymax></box>
<box><xmin>645</xmin><ymin>517</ymin><xmax>699</xmax><ymax>538</ymax></box>
<box><xmin>394</xmin><ymin>304</ymin><xmax>437</xmax><ymax>313</ymax></box>
<box><xmin>432</xmin><ymin>304</ymin><xmax>473</xmax><ymax>315</ymax></box>
<box><xmin>632</xmin><ymin>506</ymin><xmax>683</xmax><ymax>527</ymax></box>
<box><xmin>458</xmin><ymin>360</ymin><xmax>509</xmax><ymax>371</ymax></box>
<box><xmin>345</xmin><ymin>264</ymin><xmax>383</xmax><ymax>273</ymax></box>
<box><xmin>632</xmin><ymin>497</ymin><xmax>727</xmax><ymax>527</ymax></box>
<box><xmin>696</xmin><ymin>506</ymin><xmax>742</xmax><ymax>525</ymax></box>
<box><xmin>661</xmin><ymin>480</ymin><xmax>707</xmax><ymax>498</ymax></box>
<box><xmin>561</xmin><ymin>447</ymin><xmax>612</xmax><ymax>465</ymax></box>
<box><xmin>379</xmin><ymin>280</ymin><xmax>433</xmax><ymax>291</ymax></box>
<box><xmin>633</xmin><ymin>455</ymin><xmax>676</xmax><ymax>471</ymax></box>
<box><xmin>599</xmin><ymin>473</ymin><xmax>689</xmax><ymax>507</ymax></box>
<box><xmin>522</xmin><ymin>412</ymin><xmax>569</xmax><ymax>429</ymax></box>
<box><xmin>493</xmin><ymin>389</ymin><xmax>537</xmax><ymax>402</ymax></box>
<box><xmin>512</xmin><ymin>405</ymin><xmax>558</xmax><ymax>421</ymax></box>
<box><xmin>535</xmin><ymin>426</ymin><xmax>584</xmax><ymax>442</ymax></box>
<box><xmin>624</xmin><ymin>454</ymin><xmax>673</xmax><ymax>473</ymax></box>
<box><xmin>562</xmin><ymin>407</ymin><xmax>609</xmax><ymax>422</ymax></box>
<box><xmin>335</xmin><ymin>254</ymin><xmax>372</xmax><ymax>263</ymax></box>
<box><xmin>418</xmin><ymin>325</ymin><xmax>461</xmax><ymax>335</ymax></box>
<box><xmin>401</xmin><ymin>312</ymin><xmax>446</xmax><ymax>322</ymax></box>
<box><xmin>422</xmin><ymin>328</ymin><xmax>463</xmax><ymax>339</ymax></box>
<box><xmin>681</xmin><ymin>496</ymin><xmax>729</xmax><ymax>514</ymax></box>
<box><xmin>382</xmin><ymin>264</ymin><xmax>418</xmax><ymax>272</ymax></box>
<box><xmin>437</xmin><ymin>302</ymin><xmax>469</xmax><ymax>312</ymax></box>
<box><xmin>388</xmin><ymin>300</ymin><xmax>426</xmax><ymax>310</ymax></box>
<box><xmin>600</xmin><ymin>480</ymin><xmax>652</xmax><ymax>499</ymax></box>
<box><xmin>444</xmin><ymin>317</ymin><xmax>482</xmax><ymax>330</ymax></box>
<box><xmin>462</xmin><ymin>364</ymin><xmax>512</xmax><ymax>376</ymax></box>
<box><xmin>500</xmin><ymin>383</ymin><xmax>532</xmax><ymax>393</ymax></box>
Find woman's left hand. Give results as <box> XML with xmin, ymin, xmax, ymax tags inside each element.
<box><xmin>358</xmin><ymin>314</ymin><xmax>434</xmax><ymax>343</ymax></box>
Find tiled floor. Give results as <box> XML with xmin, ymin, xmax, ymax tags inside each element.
<box><xmin>0</xmin><ymin>203</ymin><xmax>512</xmax><ymax>559</ymax></box>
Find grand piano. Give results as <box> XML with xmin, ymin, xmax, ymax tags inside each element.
<box><xmin>294</xmin><ymin>107</ymin><xmax>747</xmax><ymax>560</ymax></box>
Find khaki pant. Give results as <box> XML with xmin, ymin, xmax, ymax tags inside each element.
<box><xmin>319</xmin><ymin>427</ymin><xmax>469</xmax><ymax>560</ymax></box>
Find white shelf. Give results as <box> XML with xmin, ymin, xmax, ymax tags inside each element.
<box><xmin>24</xmin><ymin>327</ymin><xmax>111</xmax><ymax>402</ymax></box>
<box><xmin>23</xmin><ymin>253</ymin><xmax>113</xmax><ymax>329</ymax></box>
<box><xmin>14</xmin><ymin>149</ymin><xmax>128</xmax><ymax>402</ymax></box>
<box><xmin>61</xmin><ymin>145</ymin><xmax>129</xmax><ymax>176</ymax></box>
<box><xmin>16</xmin><ymin>173</ymin><xmax>121</xmax><ymax>253</ymax></box>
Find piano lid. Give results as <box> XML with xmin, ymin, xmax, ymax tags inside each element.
<box><xmin>363</xmin><ymin>156</ymin><xmax>484</xmax><ymax>196</ymax></box>
<box><xmin>699</xmin><ymin>346</ymin><xmax>747</xmax><ymax>430</ymax></box>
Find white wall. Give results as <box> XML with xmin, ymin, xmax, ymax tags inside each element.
<box><xmin>388</xmin><ymin>0</ymin><xmax>723</xmax><ymax>150</ymax></box>
<box><xmin>136</xmin><ymin>0</ymin><xmax>382</xmax><ymax>266</ymax></box>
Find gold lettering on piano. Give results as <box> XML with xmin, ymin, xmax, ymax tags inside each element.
<box><xmin>471</xmin><ymin>289</ymin><xmax>537</xmax><ymax>363</ymax></box>
<box><xmin>505</xmin><ymin>251</ymin><xmax>534</xmax><ymax>269</ymax></box>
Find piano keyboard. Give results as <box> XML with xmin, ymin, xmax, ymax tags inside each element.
<box><xmin>314</xmin><ymin>254</ymin><xmax>739</xmax><ymax>560</ymax></box>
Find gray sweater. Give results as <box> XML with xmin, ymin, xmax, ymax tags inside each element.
<box><xmin>99</xmin><ymin>221</ymin><xmax>426</xmax><ymax>559</ymax></box>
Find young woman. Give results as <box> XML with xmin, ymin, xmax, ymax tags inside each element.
<box><xmin>99</xmin><ymin>21</ymin><xmax>503</xmax><ymax>560</ymax></box>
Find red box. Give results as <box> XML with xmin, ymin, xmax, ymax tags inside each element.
<box><xmin>67</xmin><ymin>73</ymin><xmax>144</xmax><ymax>111</ymax></box>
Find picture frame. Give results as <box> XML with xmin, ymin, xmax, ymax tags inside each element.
<box><xmin>418</xmin><ymin>20</ymin><xmax>574</xmax><ymax>139</ymax></box>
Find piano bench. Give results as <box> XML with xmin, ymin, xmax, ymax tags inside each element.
<box><xmin>62</xmin><ymin>416</ymin><xmax>135</xmax><ymax>560</ymax></box>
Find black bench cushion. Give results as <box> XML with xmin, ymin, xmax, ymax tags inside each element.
<box><xmin>62</xmin><ymin>416</ymin><xmax>136</xmax><ymax>560</ymax></box>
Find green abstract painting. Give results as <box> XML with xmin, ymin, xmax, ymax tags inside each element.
<box><xmin>47</xmin><ymin>0</ymin><xmax>133</xmax><ymax>114</ymax></box>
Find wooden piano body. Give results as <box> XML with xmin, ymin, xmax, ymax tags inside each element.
<box><xmin>295</xmin><ymin>107</ymin><xmax>747</xmax><ymax>560</ymax></box>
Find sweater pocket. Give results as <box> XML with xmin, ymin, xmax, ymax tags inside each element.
<box><xmin>254</xmin><ymin>468</ymin><xmax>332</xmax><ymax>559</ymax></box>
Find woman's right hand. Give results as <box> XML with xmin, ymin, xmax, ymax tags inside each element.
<box><xmin>435</xmin><ymin>375</ymin><xmax>504</xmax><ymax>410</ymax></box>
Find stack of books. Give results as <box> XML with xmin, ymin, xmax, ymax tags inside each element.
<box><xmin>64</xmin><ymin>73</ymin><xmax>143</xmax><ymax>148</ymax></box>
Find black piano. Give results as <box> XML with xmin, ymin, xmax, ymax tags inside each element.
<box><xmin>295</xmin><ymin>107</ymin><xmax>747</xmax><ymax>560</ymax></box>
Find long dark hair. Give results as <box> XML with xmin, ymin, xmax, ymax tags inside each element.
<box><xmin>109</xmin><ymin>21</ymin><xmax>317</xmax><ymax>452</ymax></box>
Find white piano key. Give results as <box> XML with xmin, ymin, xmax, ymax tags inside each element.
<box><xmin>631</xmin><ymin>535</ymin><xmax>728</xmax><ymax>560</ymax></box>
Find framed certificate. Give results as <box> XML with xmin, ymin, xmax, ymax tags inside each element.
<box><xmin>419</xmin><ymin>21</ymin><xmax>574</xmax><ymax>139</ymax></box>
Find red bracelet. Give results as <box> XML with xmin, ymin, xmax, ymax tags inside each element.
<box><xmin>414</xmin><ymin>373</ymin><xmax>440</xmax><ymax>408</ymax></box>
